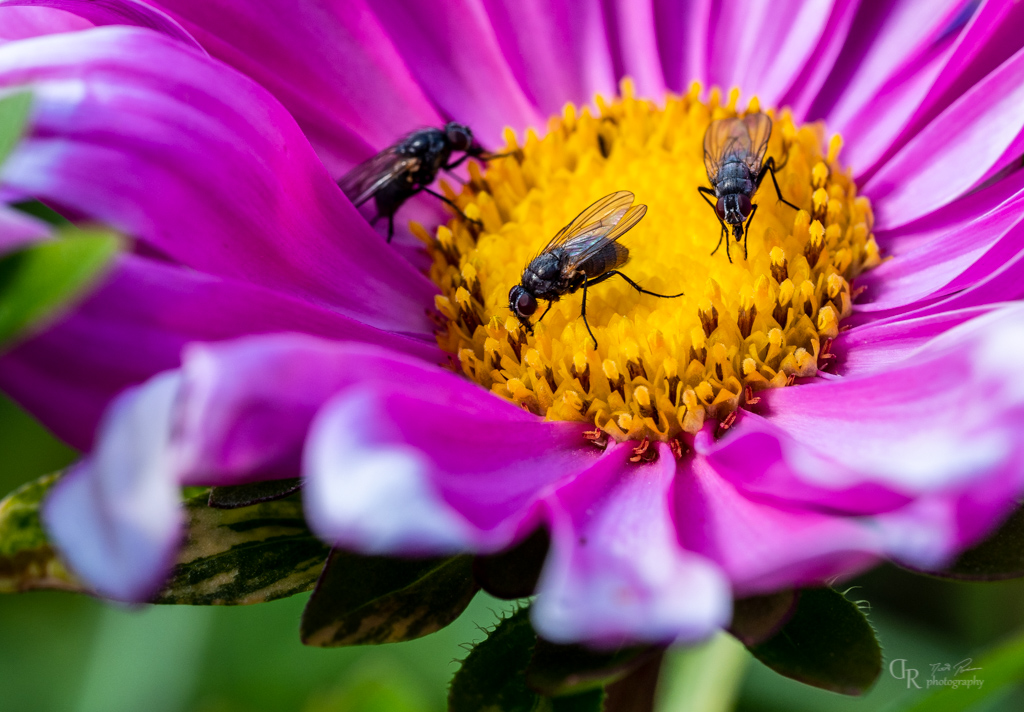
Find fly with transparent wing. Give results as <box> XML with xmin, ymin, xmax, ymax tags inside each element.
<box><xmin>339</xmin><ymin>122</ymin><xmax>494</xmax><ymax>242</ymax></box>
<box><xmin>698</xmin><ymin>112</ymin><xmax>798</xmax><ymax>262</ymax></box>
<box><xmin>509</xmin><ymin>191</ymin><xmax>684</xmax><ymax>348</ymax></box>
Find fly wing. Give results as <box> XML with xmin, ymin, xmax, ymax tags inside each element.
<box><xmin>741</xmin><ymin>112</ymin><xmax>772</xmax><ymax>175</ymax></box>
<box><xmin>703</xmin><ymin>117</ymin><xmax>752</xmax><ymax>184</ymax></box>
<box><xmin>338</xmin><ymin>147</ymin><xmax>419</xmax><ymax>207</ymax></box>
<box><xmin>544</xmin><ymin>191</ymin><xmax>646</xmax><ymax>272</ymax></box>
<box><xmin>544</xmin><ymin>191</ymin><xmax>635</xmax><ymax>252</ymax></box>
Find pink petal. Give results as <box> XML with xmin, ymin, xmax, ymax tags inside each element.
<box><xmin>153</xmin><ymin>0</ymin><xmax>442</xmax><ymax>175</ymax></box>
<box><xmin>369</xmin><ymin>0</ymin><xmax>543</xmax><ymax>145</ymax></box>
<box><xmin>653</xmin><ymin>0</ymin><xmax>712</xmax><ymax>91</ymax></box>
<box><xmin>602</xmin><ymin>0</ymin><xmax>666</xmax><ymax>97</ymax></box>
<box><xmin>835</xmin><ymin>305</ymin><xmax>999</xmax><ymax>377</ymax></box>
<box><xmin>0</xmin><ymin>0</ymin><xmax>203</xmax><ymax>52</ymax></box>
<box><xmin>0</xmin><ymin>4</ymin><xmax>90</xmax><ymax>43</ymax></box>
<box><xmin>0</xmin><ymin>255</ymin><xmax>439</xmax><ymax>450</ymax></box>
<box><xmin>0</xmin><ymin>203</ymin><xmax>50</xmax><ymax>250</ymax></box>
<box><xmin>857</xmin><ymin>172</ymin><xmax>1024</xmax><ymax>311</ymax></box>
<box><xmin>701</xmin><ymin>304</ymin><xmax>1024</xmax><ymax>574</ymax></box>
<box><xmin>706</xmin><ymin>0</ymin><xmax>842</xmax><ymax>110</ymax></box>
<box><xmin>481</xmin><ymin>0</ymin><xmax>615</xmax><ymax>116</ymax></box>
<box><xmin>173</xmin><ymin>337</ymin><xmax>453</xmax><ymax>487</ymax></box>
<box><xmin>303</xmin><ymin>352</ymin><xmax>597</xmax><ymax>554</ymax></box>
<box><xmin>858</xmin><ymin>0</ymin><xmax>1024</xmax><ymax>180</ymax></box>
<box><xmin>677</xmin><ymin>440</ymin><xmax>884</xmax><ymax>594</ymax></box>
<box><xmin>865</xmin><ymin>43</ymin><xmax>1024</xmax><ymax>229</ymax></box>
<box><xmin>43</xmin><ymin>372</ymin><xmax>184</xmax><ymax>602</ymax></box>
<box><xmin>534</xmin><ymin>443</ymin><xmax>731</xmax><ymax>645</ymax></box>
<box><xmin>0</xmin><ymin>27</ymin><xmax>438</xmax><ymax>335</ymax></box>
<box><xmin>809</xmin><ymin>0</ymin><xmax>966</xmax><ymax>132</ymax></box>
<box><xmin>779</xmin><ymin>0</ymin><xmax>863</xmax><ymax>121</ymax></box>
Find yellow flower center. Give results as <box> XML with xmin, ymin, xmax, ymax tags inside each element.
<box><xmin>418</xmin><ymin>80</ymin><xmax>880</xmax><ymax>443</ymax></box>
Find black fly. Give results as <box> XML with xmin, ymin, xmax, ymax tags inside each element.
<box><xmin>508</xmin><ymin>191</ymin><xmax>684</xmax><ymax>348</ymax></box>
<box><xmin>339</xmin><ymin>122</ymin><xmax>491</xmax><ymax>242</ymax></box>
<box><xmin>698</xmin><ymin>113</ymin><xmax>798</xmax><ymax>262</ymax></box>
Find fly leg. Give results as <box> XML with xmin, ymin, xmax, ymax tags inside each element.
<box><xmin>742</xmin><ymin>204</ymin><xmax>758</xmax><ymax>260</ymax></box>
<box><xmin>580</xmin><ymin>279</ymin><xmax>598</xmax><ymax>349</ymax></box>
<box><xmin>422</xmin><ymin>186</ymin><xmax>484</xmax><ymax>229</ymax></box>
<box><xmin>535</xmin><ymin>301</ymin><xmax>554</xmax><ymax>325</ymax></box>
<box><xmin>698</xmin><ymin>186</ymin><xmax>732</xmax><ymax>262</ymax></box>
<box><xmin>602</xmin><ymin>270</ymin><xmax>685</xmax><ymax>299</ymax></box>
<box><xmin>757</xmin><ymin>157</ymin><xmax>799</xmax><ymax>211</ymax></box>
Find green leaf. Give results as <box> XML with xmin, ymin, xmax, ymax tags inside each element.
<box><xmin>894</xmin><ymin>626</ymin><xmax>1024</xmax><ymax>712</ymax></box>
<box><xmin>526</xmin><ymin>638</ymin><xmax>656</xmax><ymax>696</ymax></box>
<box><xmin>0</xmin><ymin>473</ymin><xmax>79</xmax><ymax>593</ymax></box>
<box><xmin>448</xmin><ymin>606</ymin><xmax>604</xmax><ymax>712</ymax></box>
<box><xmin>728</xmin><ymin>589</ymin><xmax>799</xmax><ymax>646</ymax></box>
<box><xmin>207</xmin><ymin>478</ymin><xmax>302</xmax><ymax>509</ymax></box>
<box><xmin>0</xmin><ymin>229</ymin><xmax>120</xmax><ymax>349</ymax></box>
<box><xmin>0</xmin><ymin>90</ymin><xmax>32</xmax><ymax>166</ymax></box>
<box><xmin>473</xmin><ymin>527</ymin><xmax>549</xmax><ymax>600</ymax></box>
<box><xmin>745</xmin><ymin>587</ymin><xmax>881</xmax><ymax>695</ymax></box>
<box><xmin>1</xmin><ymin>474</ymin><xmax>329</xmax><ymax>604</ymax></box>
<box><xmin>153</xmin><ymin>493</ymin><xmax>330</xmax><ymax>605</ymax></box>
<box><xmin>301</xmin><ymin>551</ymin><xmax>478</xmax><ymax>647</ymax></box>
<box><xmin>927</xmin><ymin>505</ymin><xmax>1024</xmax><ymax>580</ymax></box>
<box><xmin>9</xmin><ymin>199</ymin><xmax>70</xmax><ymax>227</ymax></box>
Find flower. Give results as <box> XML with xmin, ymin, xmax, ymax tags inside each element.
<box><xmin>3</xmin><ymin>0</ymin><xmax>1024</xmax><ymax>646</ymax></box>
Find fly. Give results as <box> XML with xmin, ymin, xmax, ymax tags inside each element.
<box><xmin>339</xmin><ymin>122</ymin><xmax>493</xmax><ymax>242</ymax></box>
<box><xmin>698</xmin><ymin>112</ymin><xmax>798</xmax><ymax>262</ymax></box>
<box><xmin>508</xmin><ymin>191</ymin><xmax>684</xmax><ymax>348</ymax></box>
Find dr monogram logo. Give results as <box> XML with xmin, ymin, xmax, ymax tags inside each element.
<box><xmin>889</xmin><ymin>658</ymin><xmax>985</xmax><ymax>690</ymax></box>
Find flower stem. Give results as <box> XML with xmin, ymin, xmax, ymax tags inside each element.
<box><xmin>654</xmin><ymin>632</ymin><xmax>749</xmax><ymax>712</ymax></box>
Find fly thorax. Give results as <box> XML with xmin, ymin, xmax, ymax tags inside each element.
<box><xmin>423</xmin><ymin>81</ymin><xmax>879</xmax><ymax>444</ymax></box>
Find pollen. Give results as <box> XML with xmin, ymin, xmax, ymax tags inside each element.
<box><xmin>423</xmin><ymin>80</ymin><xmax>879</xmax><ymax>443</ymax></box>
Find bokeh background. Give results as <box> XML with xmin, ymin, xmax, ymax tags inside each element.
<box><xmin>2</xmin><ymin>392</ymin><xmax>1023</xmax><ymax>712</ymax></box>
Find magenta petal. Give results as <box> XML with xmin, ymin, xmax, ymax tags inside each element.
<box><xmin>0</xmin><ymin>0</ymin><xmax>203</xmax><ymax>52</ymax></box>
<box><xmin>369</xmin><ymin>0</ymin><xmax>543</xmax><ymax>145</ymax></box>
<box><xmin>534</xmin><ymin>443</ymin><xmax>731</xmax><ymax>645</ymax></box>
<box><xmin>482</xmin><ymin>0</ymin><xmax>615</xmax><ymax>116</ymax></box>
<box><xmin>0</xmin><ymin>255</ymin><xmax>439</xmax><ymax>450</ymax></box>
<box><xmin>653</xmin><ymin>0</ymin><xmax>712</xmax><ymax>92</ymax></box>
<box><xmin>0</xmin><ymin>204</ymin><xmax>49</xmax><ymax>250</ymax></box>
<box><xmin>866</xmin><ymin>44</ymin><xmax>1024</xmax><ymax>229</ymax></box>
<box><xmin>706</xmin><ymin>0</ymin><xmax>839</xmax><ymax>110</ymax></box>
<box><xmin>699</xmin><ymin>305</ymin><xmax>1024</xmax><ymax>573</ymax></box>
<box><xmin>303</xmin><ymin>355</ymin><xmax>597</xmax><ymax>554</ymax></box>
<box><xmin>0</xmin><ymin>27</ymin><xmax>438</xmax><ymax>335</ymax></box>
<box><xmin>43</xmin><ymin>372</ymin><xmax>183</xmax><ymax>602</ymax></box>
<box><xmin>0</xmin><ymin>4</ymin><xmax>90</xmax><ymax>43</ymax></box>
<box><xmin>856</xmin><ymin>175</ymin><xmax>1024</xmax><ymax>311</ymax></box>
<box><xmin>858</xmin><ymin>0</ymin><xmax>1024</xmax><ymax>179</ymax></box>
<box><xmin>809</xmin><ymin>0</ymin><xmax>965</xmax><ymax>132</ymax></box>
<box><xmin>677</xmin><ymin>443</ymin><xmax>884</xmax><ymax>594</ymax></box>
<box><xmin>779</xmin><ymin>0</ymin><xmax>862</xmax><ymax>121</ymax></box>
<box><xmin>172</xmin><ymin>337</ymin><xmax>455</xmax><ymax>486</ymax></box>
<box><xmin>152</xmin><ymin>0</ymin><xmax>442</xmax><ymax>175</ymax></box>
<box><xmin>835</xmin><ymin>305</ymin><xmax>999</xmax><ymax>377</ymax></box>
<box><xmin>602</xmin><ymin>0</ymin><xmax>666</xmax><ymax>97</ymax></box>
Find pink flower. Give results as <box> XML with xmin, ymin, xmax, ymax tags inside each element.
<box><xmin>3</xmin><ymin>0</ymin><xmax>1024</xmax><ymax>646</ymax></box>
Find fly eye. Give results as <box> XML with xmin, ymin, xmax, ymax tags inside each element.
<box><xmin>446</xmin><ymin>123</ymin><xmax>473</xmax><ymax>151</ymax></box>
<box><xmin>714</xmin><ymin>199</ymin><xmax>726</xmax><ymax>221</ymax></box>
<box><xmin>516</xmin><ymin>291</ymin><xmax>537</xmax><ymax>316</ymax></box>
<box><xmin>737</xmin><ymin>194</ymin><xmax>753</xmax><ymax>216</ymax></box>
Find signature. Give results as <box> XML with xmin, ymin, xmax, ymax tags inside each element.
<box><xmin>929</xmin><ymin>659</ymin><xmax>982</xmax><ymax>679</ymax></box>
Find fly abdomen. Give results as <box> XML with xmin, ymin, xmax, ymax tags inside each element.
<box><xmin>580</xmin><ymin>241</ymin><xmax>629</xmax><ymax>278</ymax></box>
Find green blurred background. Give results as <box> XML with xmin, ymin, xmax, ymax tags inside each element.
<box><xmin>2</xmin><ymin>392</ymin><xmax>1023</xmax><ymax>712</ymax></box>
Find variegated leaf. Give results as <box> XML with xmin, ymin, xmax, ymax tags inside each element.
<box><xmin>0</xmin><ymin>473</ymin><xmax>79</xmax><ymax>593</ymax></box>
<box><xmin>153</xmin><ymin>494</ymin><xmax>330</xmax><ymax>605</ymax></box>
